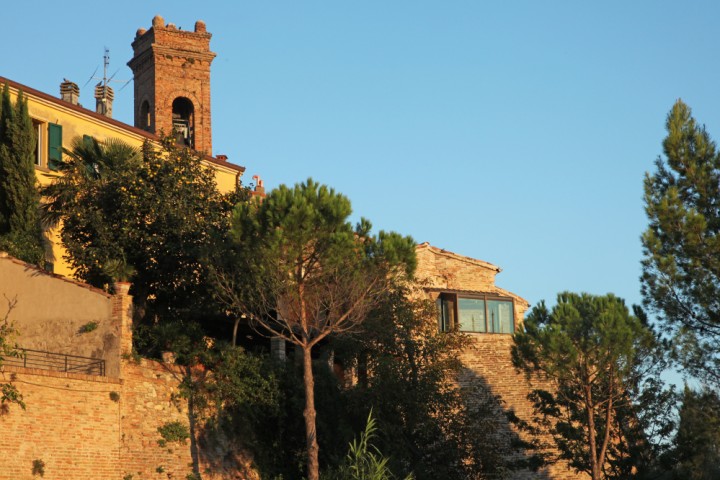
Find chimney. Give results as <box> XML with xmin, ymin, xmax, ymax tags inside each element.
<box><xmin>252</xmin><ymin>175</ymin><xmax>266</xmax><ymax>198</ymax></box>
<box><xmin>95</xmin><ymin>83</ymin><xmax>114</xmax><ymax>118</ymax></box>
<box><xmin>60</xmin><ymin>79</ymin><xmax>80</xmax><ymax>105</ymax></box>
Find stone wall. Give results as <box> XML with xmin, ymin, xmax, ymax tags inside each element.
<box><xmin>0</xmin><ymin>253</ymin><xmax>247</xmax><ymax>480</ymax></box>
<box><xmin>459</xmin><ymin>334</ymin><xmax>587</xmax><ymax>480</ymax></box>
<box><xmin>0</xmin><ymin>360</ymin><xmax>249</xmax><ymax>480</ymax></box>
<box><xmin>0</xmin><ymin>253</ymin><xmax>121</xmax><ymax>377</ymax></box>
<box><xmin>414</xmin><ymin>243</ymin><xmax>587</xmax><ymax>480</ymax></box>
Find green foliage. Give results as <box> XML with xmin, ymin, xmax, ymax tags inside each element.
<box><xmin>109</xmin><ymin>391</ymin><xmax>120</xmax><ymax>402</ymax></box>
<box><xmin>31</xmin><ymin>459</ymin><xmax>45</xmax><ymax>477</ymax></box>
<box><xmin>1</xmin><ymin>297</ymin><xmax>24</xmax><ymax>411</ymax></box>
<box><xmin>220</xmin><ymin>178</ymin><xmax>417</xmax><ymax>346</ymax></box>
<box><xmin>157</xmin><ymin>421</ymin><xmax>190</xmax><ymax>447</ymax></box>
<box><xmin>77</xmin><ymin>321</ymin><xmax>98</xmax><ymax>334</ymax></box>
<box><xmin>512</xmin><ymin>292</ymin><xmax>674</xmax><ymax>480</ymax></box>
<box><xmin>191</xmin><ymin>345</ymin><xmax>352</xmax><ymax>480</ymax></box>
<box><xmin>328</xmin><ymin>411</ymin><xmax>413</xmax><ymax>480</ymax></box>
<box><xmin>0</xmin><ymin>83</ymin><xmax>45</xmax><ymax>264</ymax></box>
<box><xmin>42</xmin><ymin>135</ymin><xmax>249</xmax><ymax>356</ymax></box>
<box><xmin>215</xmin><ymin>178</ymin><xmax>416</xmax><ymax>480</ymax></box>
<box><xmin>642</xmin><ymin>100</ymin><xmax>720</xmax><ymax>388</ymax></box>
<box><xmin>665</xmin><ymin>387</ymin><xmax>720</xmax><ymax>480</ymax></box>
<box><xmin>336</xmin><ymin>281</ymin><xmax>530</xmax><ymax>480</ymax></box>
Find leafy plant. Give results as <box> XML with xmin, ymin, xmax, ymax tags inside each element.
<box><xmin>331</xmin><ymin>411</ymin><xmax>412</xmax><ymax>480</ymax></box>
<box><xmin>31</xmin><ymin>459</ymin><xmax>45</xmax><ymax>477</ymax></box>
<box><xmin>109</xmin><ymin>391</ymin><xmax>120</xmax><ymax>402</ymax></box>
<box><xmin>77</xmin><ymin>321</ymin><xmax>98</xmax><ymax>334</ymax></box>
<box><xmin>103</xmin><ymin>257</ymin><xmax>136</xmax><ymax>283</ymax></box>
<box><xmin>1</xmin><ymin>296</ymin><xmax>24</xmax><ymax>411</ymax></box>
<box><xmin>157</xmin><ymin>421</ymin><xmax>190</xmax><ymax>447</ymax></box>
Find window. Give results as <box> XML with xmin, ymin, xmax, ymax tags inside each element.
<box><xmin>437</xmin><ymin>292</ymin><xmax>514</xmax><ymax>334</ymax></box>
<box><xmin>140</xmin><ymin>100</ymin><xmax>151</xmax><ymax>130</ymax></box>
<box><xmin>32</xmin><ymin>120</ymin><xmax>43</xmax><ymax>166</ymax></box>
<box><xmin>48</xmin><ymin>123</ymin><xmax>62</xmax><ymax>170</ymax></box>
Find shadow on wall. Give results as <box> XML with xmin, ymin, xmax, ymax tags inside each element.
<box><xmin>459</xmin><ymin>368</ymin><xmax>555</xmax><ymax>480</ymax></box>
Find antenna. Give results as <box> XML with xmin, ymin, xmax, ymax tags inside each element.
<box><xmin>86</xmin><ymin>48</ymin><xmax>128</xmax><ymax>117</ymax></box>
<box><xmin>91</xmin><ymin>47</ymin><xmax>128</xmax><ymax>88</ymax></box>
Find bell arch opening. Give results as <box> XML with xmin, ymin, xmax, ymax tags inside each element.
<box><xmin>172</xmin><ymin>97</ymin><xmax>195</xmax><ymax>148</ymax></box>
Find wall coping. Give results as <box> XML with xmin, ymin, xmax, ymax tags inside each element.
<box><xmin>2</xmin><ymin>365</ymin><xmax>122</xmax><ymax>385</ymax></box>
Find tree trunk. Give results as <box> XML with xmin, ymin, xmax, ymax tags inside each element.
<box><xmin>232</xmin><ymin>317</ymin><xmax>240</xmax><ymax>347</ymax></box>
<box><xmin>585</xmin><ymin>385</ymin><xmax>601</xmax><ymax>480</ymax></box>
<box><xmin>303</xmin><ymin>344</ymin><xmax>320</xmax><ymax>480</ymax></box>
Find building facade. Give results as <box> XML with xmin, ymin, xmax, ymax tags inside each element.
<box><xmin>0</xmin><ymin>17</ymin><xmax>244</xmax><ymax>277</ymax></box>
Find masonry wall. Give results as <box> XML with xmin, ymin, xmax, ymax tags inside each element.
<box><xmin>0</xmin><ymin>256</ymin><xmax>248</xmax><ymax>479</ymax></box>
<box><xmin>118</xmin><ymin>359</ymin><xmax>198</xmax><ymax>480</ymax></box>
<box><xmin>0</xmin><ymin>367</ymin><xmax>122</xmax><ymax>480</ymax></box>
<box><xmin>0</xmin><ymin>253</ymin><xmax>121</xmax><ymax>377</ymax></box>
<box><xmin>414</xmin><ymin>244</ymin><xmax>587</xmax><ymax>480</ymax></box>
<box><xmin>459</xmin><ymin>335</ymin><xmax>588</xmax><ymax>480</ymax></box>
<box><xmin>0</xmin><ymin>359</ymin><xmax>249</xmax><ymax>480</ymax></box>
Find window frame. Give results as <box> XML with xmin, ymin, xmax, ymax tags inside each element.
<box><xmin>47</xmin><ymin>122</ymin><xmax>62</xmax><ymax>170</ymax></box>
<box><xmin>437</xmin><ymin>291</ymin><xmax>515</xmax><ymax>334</ymax></box>
<box><xmin>32</xmin><ymin>119</ymin><xmax>44</xmax><ymax>167</ymax></box>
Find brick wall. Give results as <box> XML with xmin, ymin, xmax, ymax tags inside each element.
<box><xmin>0</xmin><ymin>367</ymin><xmax>123</xmax><ymax>480</ymax></box>
<box><xmin>128</xmin><ymin>16</ymin><xmax>216</xmax><ymax>155</ymax></box>
<box><xmin>0</xmin><ymin>359</ymin><xmax>252</xmax><ymax>480</ymax></box>
<box><xmin>415</xmin><ymin>244</ymin><xmax>588</xmax><ymax>479</ymax></box>
<box><xmin>459</xmin><ymin>335</ymin><xmax>587</xmax><ymax>480</ymax></box>
<box><xmin>0</xmin><ymin>257</ymin><xmax>250</xmax><ymax>479</ymax></box>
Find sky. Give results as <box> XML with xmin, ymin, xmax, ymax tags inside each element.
<box><xmin>3</xmin><ymin>1</ymin><xmax>719</xmax><ymax>314</ymax></box>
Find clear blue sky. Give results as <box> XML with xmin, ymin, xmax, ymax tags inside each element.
<box><xmin>4</xmin><ymin>1</ymin><xmax>719</xmax><ymax>312</ymax></box>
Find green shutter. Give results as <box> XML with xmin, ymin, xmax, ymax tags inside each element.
<box><xmin>48</xmin><ymin>123</ymin><xmax>62</xmax><ymax>170</ymax></box>
<box><xmin>83</xmin><ymin>134</ymin><xmax>94</xmax><ymax>147</ymax></box>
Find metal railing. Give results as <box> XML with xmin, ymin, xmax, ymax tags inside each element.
<box><xmin>3</xmin><ymin>348</ymin><xmax>105</xmax><ymax>376</ymax></box>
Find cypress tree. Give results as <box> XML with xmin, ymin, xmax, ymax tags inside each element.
<box><xmin>0</xmin><ymin>83</ymin><xmax>45</xmax><ymax>264</ymax></box>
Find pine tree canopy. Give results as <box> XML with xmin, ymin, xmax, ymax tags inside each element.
<box><xmin>642</xmin><ymin>100</ymin><xmax>720</xmax><ymax>388</ymax></box>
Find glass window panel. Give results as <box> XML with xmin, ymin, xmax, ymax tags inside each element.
<box><xmin>458</xmin><ymin>298</ymin><xmax>485</xmax><ymax>332</ymax></box>
<box><xmin>488</xmin><ymin>300</ymin><xmax>514</xmax><ymax>333</ymax></box>
<box><xmin>437</xmin><ymin>295</ymin><xmax>455</xmax><ymax>332</ymax></box>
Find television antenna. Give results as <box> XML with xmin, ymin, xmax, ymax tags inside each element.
<box><xmin>84</xmin><ymin>48</ymin><xmax>132</xmax><ymax>92</ymax></box>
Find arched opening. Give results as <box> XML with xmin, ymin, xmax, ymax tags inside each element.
<box><xmin>140</xmin><ymin>100</ymin><xmax>151</xmax><ymax>131</ymax></box>
<box><xmin>172</xmin><ymin>97</ymin><xmax>195</xmax><ymax>148</ymax></box>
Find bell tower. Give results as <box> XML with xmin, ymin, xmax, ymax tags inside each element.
<box><xmin>127</xmin><ymin>16</ymin><xmax>216</xmax><ymax>154</ymax></box>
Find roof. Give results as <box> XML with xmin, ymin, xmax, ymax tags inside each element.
<box><xmin>416</xmin><ymin>242</ymin><xmax>501</xmax><ymax>273</ymax></box>
<box><xmin>0</xmin><ymin>76</ymin><xmax>245</xmax><ymax>174</ymax></box>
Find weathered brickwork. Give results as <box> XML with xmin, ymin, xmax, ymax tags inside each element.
<box><xmin>415</xmin><ymin>243</ymin><xmax>588</xmax><ymax>480</ymax></box>
<box><xmin>0</xmin><ymin>259</ymin><xmax>245</xmax><ymax>480</ymax></box>
<box><xmin>0</xmin><ymin>360</ymin><xmax>243</xmax><ymax>480</ymax></box>
<box><xmin>128</xmin><ymin>16</ymin><xmax>216</xmax><ymax>154</ymax></box>
<box><xmin>0</xmin><ymin>367</ymin><xmax>123</xmax><ymax>480</ymax></box>
<box><xmin>118</xmin><ymin>359</ymin><xmax>198</xmax><ymax>480</ymax></box>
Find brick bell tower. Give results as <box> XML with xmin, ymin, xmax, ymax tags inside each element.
<box><xmin>127</xmin><ymin>15</ymin><xmax>216</xmax><ymax>154</ymax></box>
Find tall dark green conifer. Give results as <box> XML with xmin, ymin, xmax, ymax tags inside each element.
<box><xmin>642</xmin><ymin>100</ymin><xmax>720</xmax><ymax>388</ymax></box>
<box><xmin>0</xmin><ymin>83</ymin><xmax>44</xmax><ymax>264</ymax></box>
